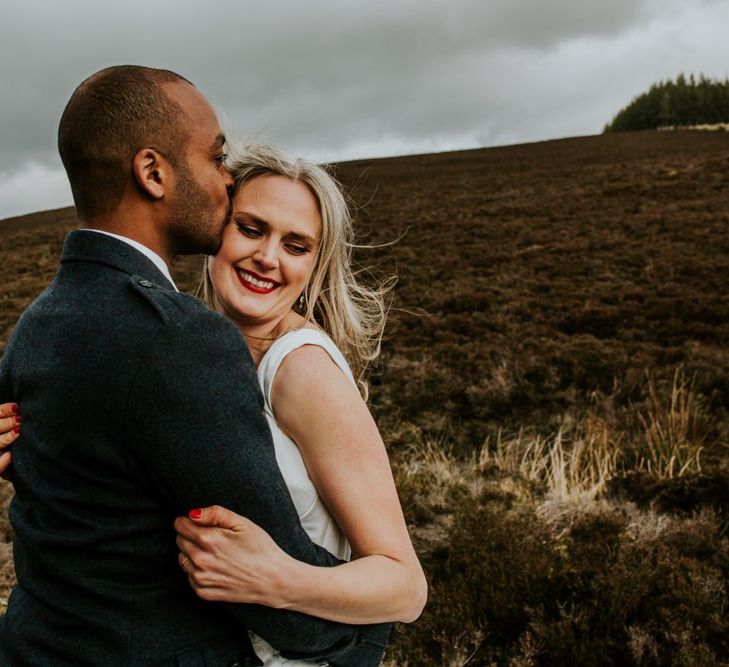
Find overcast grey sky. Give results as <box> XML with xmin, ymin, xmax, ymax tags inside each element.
<box><xmin>1</xmin><ymin>0</ymin><xmax>727</xmax><ymax>220</ymax></box>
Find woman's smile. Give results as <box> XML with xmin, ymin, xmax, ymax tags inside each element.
<box><xmin>235</xmin><ymin>268</ymin><xmax>281</xmax><ymax>294</ymax></box>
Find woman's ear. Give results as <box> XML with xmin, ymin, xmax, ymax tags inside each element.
<box><xmin>132</xmin><ymin>148</ymin><xmax>167</xmax><ymax>200</ymax></box>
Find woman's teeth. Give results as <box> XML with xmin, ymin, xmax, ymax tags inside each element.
<box><xmin>240</xmin><ymin>271</ymin><xmax>275</xmax><ymax>290</ymax></box>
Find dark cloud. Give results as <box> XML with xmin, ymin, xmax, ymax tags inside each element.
<box><xmin>0</xmin><ymin>0</ymin><xmax>727</xmax><ymax>218</ymax></box>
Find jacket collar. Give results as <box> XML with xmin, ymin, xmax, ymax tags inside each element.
<box><xmin>60</xmin><ymin>229</ymin><xmax>176</xmax><ymax>291</ymax></box>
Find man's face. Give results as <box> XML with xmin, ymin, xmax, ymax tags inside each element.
<box><xmin>164</xmin><ymin>82</ymin><xmax>233</xmax><ymax>256</ymax></box>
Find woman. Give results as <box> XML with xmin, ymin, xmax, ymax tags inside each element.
<box><xmin>0</xmin><ymin>144</ymin><xmax>426</xmax><ymax>664</ymax></box>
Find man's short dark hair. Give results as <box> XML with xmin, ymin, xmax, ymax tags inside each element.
<box><xmin>58</xmin><ymin>65</ymin><xmax>194</xmax><ymax>220</ymax></box>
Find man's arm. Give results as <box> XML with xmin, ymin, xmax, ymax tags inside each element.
<box><xmin>123</xmin><ymin>306</ymin><xmax>389</xmax><ymax>663</ymax></box>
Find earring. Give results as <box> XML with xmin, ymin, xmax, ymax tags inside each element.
<box><xmin>298</xmin><ymin>294</ymin><xmax>305</xmax><ymax>310</ymax></box>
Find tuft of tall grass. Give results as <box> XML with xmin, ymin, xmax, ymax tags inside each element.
<box><xmin>476</xmin><ymin>367</ymin><xmax>716</xmax><ymax>501</ymax></box>
<box><xmin>635</xmin><ymin>368</ymin><xmax>712</xmax><ymax>479</ymax></box>
<box><xmin>480</xmin><ymin>414</ymin><xmax>621</xmax><ymax>501</ymax></box>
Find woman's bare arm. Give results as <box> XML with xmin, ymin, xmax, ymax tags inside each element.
<box><xmin>269</xmin><ymin>344</ymin><xmax>427</xmax><ymax>623</ymax></box>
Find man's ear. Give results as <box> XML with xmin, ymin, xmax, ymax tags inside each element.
<box><xmin>132</xmin><ymin>148</ymin><xmax>168</xmax><ymax>200</ymax></box>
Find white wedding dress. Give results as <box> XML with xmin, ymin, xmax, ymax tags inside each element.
<box><xmin>249</xmin><ymin>328</ymin><xmax>353</xmax><ymax>666</ymax></box>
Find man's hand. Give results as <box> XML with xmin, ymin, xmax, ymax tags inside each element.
<box><xmin>174</xmin><ymin>505</ymin><xmax>295</xmax><ymax>608</ymax></box>
<box><xmin>0</xmin><ymin>402</ymin><xmax>20</xmax><ymax>479</ymax></box>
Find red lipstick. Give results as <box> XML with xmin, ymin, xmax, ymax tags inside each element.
<box><xmin>235</xmin><ymin>268</ymin><xmax>280</xmax><ymax>294</ymax></box>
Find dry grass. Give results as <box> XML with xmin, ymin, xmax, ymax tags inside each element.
<box><xmin>481</xmin><ymin>417</ymin><xmax>621</xmax><ymax>501</ymax></box>
<box><xmin>475</xmin><ymin>367</ymin><xmax>717</xmax><ymax>509</ymax></box>
<box><xmin>636</xmin><ymin>367</ymin><xmax>711</xmax><ymax>479</ymax></box>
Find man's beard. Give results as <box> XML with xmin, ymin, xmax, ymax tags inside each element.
<box><xmin>168</xmin><ymin>162</ymin><xmax>230</xmax><ymax>257</ymax></box>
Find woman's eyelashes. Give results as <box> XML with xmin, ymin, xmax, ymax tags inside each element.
<box><xmin>235</xmin><ymin>221</ymin><xmax>313</xmax><ymax>255</ymax></box>
<box><xmin>236</xmin><ymin>221</ymin><xmax>262</xmax><ymax>238</ymax></box>
<box><xmin>285</xmin><ymin>242</ymin><xmax>310</xmax><ymax>255</ymax></box>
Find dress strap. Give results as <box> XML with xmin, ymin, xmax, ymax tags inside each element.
<box><xmin>256</xmin><ymin>328</ymin><xmax>356</xmax><ymax>414</ymax></box>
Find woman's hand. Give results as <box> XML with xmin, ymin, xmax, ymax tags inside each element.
<box><xmin>0</xmin><ymin>402</ymin><xmax>20</xmax><ymax>477</ymax></box>
<box><xmin>174</xmin><ymin>505</ymin><xmax>295</xmax><ymax>607</ymax></box>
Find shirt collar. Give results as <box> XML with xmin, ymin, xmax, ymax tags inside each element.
<box><xmin>83</xmin><ymin>229</ymin><xmax>178</xmax><ymax>291</ymax></box>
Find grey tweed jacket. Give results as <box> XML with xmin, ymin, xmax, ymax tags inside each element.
<box><xmin>0</xmin><ymin>230</ymin><xmax>390</xmax><ymax>666</ymax></box>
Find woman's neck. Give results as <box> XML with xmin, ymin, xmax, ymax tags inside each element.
<box><xmin>240</xmin><ymin>312</ymin><xmax>307</xmax><ymax>367</ymax></box>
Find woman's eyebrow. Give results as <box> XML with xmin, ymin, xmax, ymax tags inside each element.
<box><xmin>232</xmin><ymin>211</ymin><xmax>269</xmax><ymax>226</ymax></box>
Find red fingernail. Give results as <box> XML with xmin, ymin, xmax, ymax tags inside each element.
<box><xmin>13</xmin><ymin>427</ymin><xmax>20</xmax><ymax>434</ymax></box>
<box><xmin>11</xmin><ymin>404</ymin><xmax>19</xmax><ymax>415</ymax></box>
<box><xmin>14</xmin><ymin>416</ymin><xmax>21</xmax><ymax>424</ymax></box>
<box><xmin>189</xmin><ymin>509</ymin><xmax>202</xmax><ymax>519</ymax></box>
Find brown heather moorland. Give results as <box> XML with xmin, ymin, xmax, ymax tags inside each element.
<box><xmin>1</xmin><ymin>131</ymin><xmax>729</xmax><ymax>664</ymax></box>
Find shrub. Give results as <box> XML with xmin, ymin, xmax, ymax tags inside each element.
<box><xmin>387</xmin><ymin>439</ymin><xmax>729</xmax><ymax>666</ymax></box>
<box><xmin>389</xmin><ymin>490</ymin><xmax>559</xmax><ymax>666</ymax></box>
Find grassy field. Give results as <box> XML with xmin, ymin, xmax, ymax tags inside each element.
<box><xmin>1</xmin><ymin>131</ymin><xmax>729</xmax><ymax>664</ymax></box>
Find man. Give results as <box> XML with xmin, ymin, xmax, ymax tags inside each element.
<box><xmin>0</xmin><ymin>66</ymin><xmax>389</xmax><ymax>665</ymax></box>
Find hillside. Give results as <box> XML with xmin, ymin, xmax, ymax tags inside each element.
<box><xmin>2</xmin><ymin>131</ymin><xmax>729</xmax><ymax>663</ymax></box>
<box><xmin>4</xmin><ymin>131</ymin><xmax>729</xmax><ymax>448</ymax></box>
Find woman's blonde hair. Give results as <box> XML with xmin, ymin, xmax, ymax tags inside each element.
<box><xmin>198</xmin><ymin>143</ymin><xmax>392</xmax><ymax>395</ymax></box>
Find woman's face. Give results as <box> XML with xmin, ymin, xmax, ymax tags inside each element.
<box><xmin>209</xmin><ymin>174</ymin><xmax>322</xmax><ymax>331</ymax></box>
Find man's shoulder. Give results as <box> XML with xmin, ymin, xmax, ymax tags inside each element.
<box><xmin>126</xmin><ymin>276</ymin><xmax>246</xmax><ymax>353</ymax></box>
<box><xmin>127</xmin><ymin>275</ymin><xmax>205</xmax><ymax>323</ymax></box>
<box><xmin>127</xmin><ymin>276</ymin><xmax>221</xmax><ymax>326</ymax></box>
